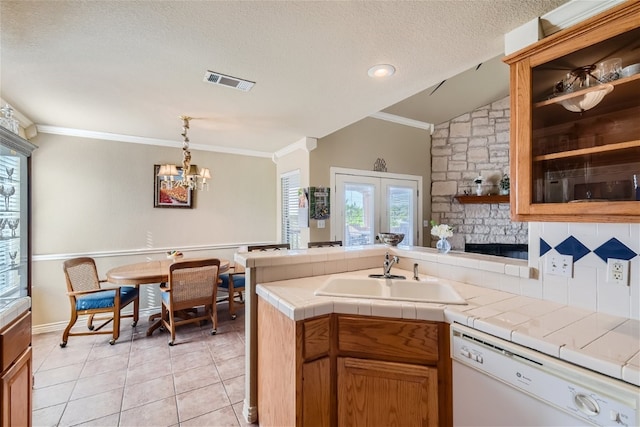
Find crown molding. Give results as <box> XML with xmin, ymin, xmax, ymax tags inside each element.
<box><xmin>505</xmin><ymin>0</ymin><xmax>624</xmax><ymax>55</ymax></box>
<box><xmin>368</xmin><ymin>112</ymin><xmax>434</xmax><ymax>133</ymax></box>
<box><xmin>35</xmin><ymin>124</ymin><xmax>273</xmax><ymax>158</ymax></box>
<box><xmin>272</xmin><ymin>137</ymin><xmax>318</xmax><ymax>163</ymax></box>
<box><xmin>539</xmin><ymin>0</ymin><xmax>624</xmax><ymax>37</ymax></box>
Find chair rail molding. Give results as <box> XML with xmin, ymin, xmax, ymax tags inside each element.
<box><xmin>31</xmin><ymin>242</ymin><xmax>273</xmax><ymax>262</ymax></box>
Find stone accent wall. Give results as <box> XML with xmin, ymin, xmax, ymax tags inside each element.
<box><xmin>430</xmin><ymin>96</ymin><xmax>528</xmax><ymax>250</ymax></box>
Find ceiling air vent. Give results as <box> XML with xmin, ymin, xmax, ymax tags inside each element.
<box><xmin>203</xmin><ymin>71</ymin><xmax>255</xmax><ymax>92</ymax></box>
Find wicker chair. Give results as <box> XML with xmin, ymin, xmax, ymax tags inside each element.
<box><xmin>61</xmin><ymin>257</ymin><xmax>139</xmax><ymax>347</ymax></box>
<box><xmin>219</xmin><ymin>243</ymin><xmax>290</xmax><ymax>320</ymax></box>
<box><xmin>159</xmin><ymin>258</ymin><xmax>220</xmax><ymax>345</ymax></box>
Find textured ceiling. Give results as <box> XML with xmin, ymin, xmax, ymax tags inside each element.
<box><xmin>0</xmin><ymin>0</ymin><xmax>567</xmax><ymax>156</ymax></box>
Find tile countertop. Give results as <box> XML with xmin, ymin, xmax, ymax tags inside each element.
<box><xmin>0</xmin><ymin>296</ymin><xmax>31</xmax><ymax>330</ymax></box>
<box><xmin>255</xmin><ymin>268</ymin><xmax>640</xmax><ymax>387</ymax></box>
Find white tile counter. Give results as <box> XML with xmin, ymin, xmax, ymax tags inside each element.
<box><xmin>256</xmin><ymin>268</ymin><xmax>640</xmax><ymax>387</ymax></box>
<box><xmin>0</xmin><ymin>296</ymin><xmax>30</xmax><ymax>330</ymax></box>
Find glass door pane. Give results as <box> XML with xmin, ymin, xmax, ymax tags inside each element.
<box><xmin>0</xmin><ymin>146</ymin><xmax>27</xmax><ymax>302</ymax></box>
<box><xmin>344</xmin><ymin>182</ymin><xmax>376</xmax><ymax>246</ymax></box>
<box><xmin>336</xmin><ymin>174</ymin><xmax>379</xmax><ymax>247</ymax></box>
<box><xmin>382</xmin><ymin>179</ymin><xmax>417</xmax><ymax>246</ymax></box>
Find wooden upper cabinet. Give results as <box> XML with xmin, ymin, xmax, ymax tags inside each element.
<box><xmin>503</xmin><ymin>1</ymin><xmax>640</xmax><ymax>222</ymax></box>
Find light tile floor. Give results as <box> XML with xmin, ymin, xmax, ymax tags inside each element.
<box><xmin>31</xmin><ymin>305</ymin><xmax>253</xmax><ymax>427</ymax></box>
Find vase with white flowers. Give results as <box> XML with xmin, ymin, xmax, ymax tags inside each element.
<box><xmin>430</xmin><ymin>220</ymin><xmax>453</xmax><ymax>254</ymax></box>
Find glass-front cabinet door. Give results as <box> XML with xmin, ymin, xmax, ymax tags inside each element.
<box><xmin>0</xmin><ymin>127</ymin><xmax>36</xmax><ymax>309</ymax></box>
<box><xmin>504</xmin><ymin>2</ymin><xmax>640</xmax><ymax>222</ymax></box>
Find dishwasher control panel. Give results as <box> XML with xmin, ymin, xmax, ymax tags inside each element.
<box><xmin>451</xmin><ymin>324</ymin><xmax>638</xmax><ymax>427</ymax></box>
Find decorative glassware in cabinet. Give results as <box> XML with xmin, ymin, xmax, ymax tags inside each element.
<box><xmin>529</xmin><ymin>25</ymin><xmax>640</xmax><ymax>206</ymax></box>
<box><xmin>0</xmin><ymin>127</ymin><xmax>35</xmax><ymax>309</ymax></box>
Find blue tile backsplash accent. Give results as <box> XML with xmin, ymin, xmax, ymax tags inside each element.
<box><xmin>554</xmin><ymin>236</ymin><xmax>591</xmax><ymax>262</ymax></box>
<box><xmin>593</xmin><ymin>238</ymin><xmax>638</xmax><ymax>262</ymax></box>
<box><xmin>542</xmin><ymin>234</ymin><xmax>638</xmax><ymax>264</ymax></box>
<box><xmin>539</xmin><ymin>239</ymin><xmax>552</xmax><ymax>257</ymax></box>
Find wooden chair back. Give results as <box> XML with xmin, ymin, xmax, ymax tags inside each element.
<box><xmin>307</xmin><ymin>240</ymin><xmax>343</xmax><ymax>248</ymax></box>
<box><xmin>247</xmin><ymin>243</ymin><xmax>290</xmax><ymax>252</ymax></box>
<box><xmin>168</xmin><ymin>259</ymin><xmax>220</xmax><ymax>311</ymax></box>
<box><xmin>161</xmin><ymin>258</ymin><xmax>221</xmax><ymax>345</ymax></box>
<box><xmin>63</xmin><ymin>257</ymin><xmax>101</xmax><ymax>293</ymax></box>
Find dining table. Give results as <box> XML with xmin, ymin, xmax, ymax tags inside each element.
<box><xmin>106</xmin><ymin>257</ymin><xmax>230</xmax><ymax>336</ymax></box>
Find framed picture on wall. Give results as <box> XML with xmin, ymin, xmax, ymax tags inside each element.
<box><xmin>309</xmin><ymin>186</ymin><xmax>330</xmax><ymax>219</ymax></box>
<box><xmin>154</xmin><ymin>164</ymin><xmax>193</xmax><ymax>208</ymax></box>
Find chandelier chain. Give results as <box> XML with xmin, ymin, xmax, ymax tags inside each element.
<box><xmin>156</xmin><ymin>115</ymin><xmax>210</xmax><ymax>192</ymax></box>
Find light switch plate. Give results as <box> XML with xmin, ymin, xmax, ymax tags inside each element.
<box><xmin>607</xmin><ymin>258</ymin><xmax>629</xmax><ymax>286</ymax></box>
<box><xmin>546</xmin><ymin>254</ymin><xmax>573</xmax><ymax>278</ymax></box>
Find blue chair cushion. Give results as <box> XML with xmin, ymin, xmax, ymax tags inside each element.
<box><xmin>76</xmin><ymin>286</ymin><xmax>138</xmax><ymax>311</ymax></box>
<box><xmin>218</xmin><ymin>273</ymin><xmax>245</xmax><ymax>290</ymax></box>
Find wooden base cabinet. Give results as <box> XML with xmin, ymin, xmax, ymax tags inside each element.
<box><xmin>1</xmin><ymin>347</ymin><xmax>31</xmax><ymax>427</ymax></box>
<box><xmin>257</xmin><ymin>299</ymin><xmax>331</xmax><ymax>427</ymax></box>
<box><xmin>302</xmin><ymin>357</ymin><xmax>331</xmax><ymax>426</ymax></box>
<box><xmin>1</xmin><ymin>311</ymin><xmax>32</xmax><ymax>427</ymax></box>
<box><xmin>257</xmin><ymin>297</ymin><xmax>451</xmax><ymax>427</ymax></box>
<box><xmin>337</xmin><ymin>357</ymin><xmax>438</xmax><ymax>426</ymax></box>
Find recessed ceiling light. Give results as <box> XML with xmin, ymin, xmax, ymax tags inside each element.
<box><xmin>368</xmin><ymin>64</ymin><xmax>396</xmax><ymax>78</ymax></box>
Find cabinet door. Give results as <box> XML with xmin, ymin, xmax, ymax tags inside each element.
<box><xmin>302</xmin><ymin>357</ymin><xmax>330</xmax><ymax>427</ymax></box>
<box><xmin>337</xmin><ymin>357</ymin><xmax>438</xmax><ymax>427</ymax></box>
<box><xmin>504</xmin><ymin>2</ymin><xmax>640</xmax><ymax>222</ymax></box>
<box><xmin>1</xmin><ymin>347</ymin><xmax>32</xmax><ymax>427</ymax></box>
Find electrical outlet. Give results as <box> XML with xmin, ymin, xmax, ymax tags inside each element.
<box><xmin>607</xmin><ymin>258</ymin><xmax>630</xmax><ymax>286</ymax></box>
<box><xmin>546</xmin><ymin>254</ymin><xmax>573</xmax><ymax>277</ymax></box>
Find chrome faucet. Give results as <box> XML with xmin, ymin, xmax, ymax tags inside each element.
<box><xmin>413</xmin><ymin>263</ymin><xmax>419</xmax><ymax>281</ymax></box>
<box><xmin>383</xmin><ymin>252</ymin><xmax>399</xmax><ymax>278</ymax></box>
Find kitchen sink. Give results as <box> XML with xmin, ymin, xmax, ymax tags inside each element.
<box><xmin>314</xmin><ymin>276</ymin><xmax>467</xmax><ymax>305</ymax></box>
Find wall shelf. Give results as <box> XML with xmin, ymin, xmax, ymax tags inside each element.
<box><xmin>455</xmin><ymin>195</ymin><xmax>510</xmax><ymax>204</ymax></box>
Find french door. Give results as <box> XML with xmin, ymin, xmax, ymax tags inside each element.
<box><xmin>333</xmin><ymin>169</ymin><xmax>421</xmax><ymax>247</ymax></box>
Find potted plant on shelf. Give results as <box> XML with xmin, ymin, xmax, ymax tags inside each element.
<box><xmin>499</xmin><ymin>174</ymin><xmax>510</xmax><ymax>195</ymax></box>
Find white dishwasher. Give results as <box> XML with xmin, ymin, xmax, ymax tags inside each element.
<box><xmin>451</xmin><ymin>323</ymin><xmax>639</xmax><ymax>427</ymax></box>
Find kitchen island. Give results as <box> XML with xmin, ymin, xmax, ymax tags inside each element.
<box><xmin>235</xmin><ymin>246</ymin><xmax>640</xmax><ymax>425</ymax></box>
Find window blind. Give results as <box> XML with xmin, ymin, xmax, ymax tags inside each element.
<box><xmin>281</xmin><ymin>171</ymin><xmax>301</xmax><ymax>249</ymax></box>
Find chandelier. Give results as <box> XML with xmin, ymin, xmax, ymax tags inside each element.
<box><xmin>157</xmin><ymin>116</ymin><xmax>211</xmax><ymax>191</ymax></box>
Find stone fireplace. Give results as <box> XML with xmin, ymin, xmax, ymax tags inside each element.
<box><xmin>430</xmin><ymin>96</ymin><xmax>528</xmax><ymax>252</ymax></box>
<box><xmin>465</xmin><ymin>243</ymin><xmax>528</xmax><ymax>260</ymax></box>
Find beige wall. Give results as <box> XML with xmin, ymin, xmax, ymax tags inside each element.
<box><xmin>31</xmin><ymin>133</ymin><xmax>276</xmax><ymax>327</ymax></box>
<box><xmin>309</xmin><ymin>117</ymin><xmax>431</xmax><ymax>243</ymax></box>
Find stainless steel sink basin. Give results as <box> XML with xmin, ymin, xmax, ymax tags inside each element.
<box><xmin>314</xmin><ymin>276</ymin><xmax>467</xmax><ymax>304</ymax></box>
